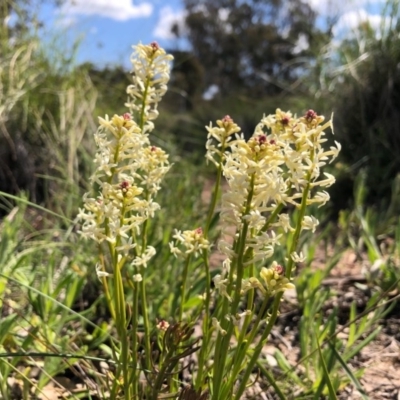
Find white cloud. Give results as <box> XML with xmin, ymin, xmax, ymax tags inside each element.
<box><xmin>218</xmin><ymin>8</ymin><xmax>230</xmax><ymax>22</ymax></box>
<box><xmin>305</xmin><ymin>0</ymin><xmax>386</xmax><ymax>41</ymax></box>
<box><xmin>293</xmin><ymin>34</ymin><xmax>309</xmax><ymax>54</ymax></box>
<box><xmin>333</xmin><ymin>10</ymin><xmax>383</xmax><ymax>37</ymax></box>
<box><xmin>306</xmin><ymin>0</ymin><xmax>338</xmax><ymax>17</ymax></box>
<box><xmin>203</xmin><ymin>84</ymin><xmax>219</xmax><ymax>101</ymax></box>
<box><xmin>61</xmin><ymin>0</ymin><xmax>153</xmax><ymax>21</ymax></box>
<box><xmin>306</xmin><ymin>0</ymin><xmax>384</xmax><ymax>16</ymax></box>
<box><xmin>153</xmin><ymin>6</ymin><xmax>187</xmax><ymax>40</ymax></box>
<box><xmin>56</xmin><ymin>14</ymin><xmax>78</xmax><ymax>28</ymax></box>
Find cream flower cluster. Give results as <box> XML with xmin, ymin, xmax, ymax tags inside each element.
<box><xmin>205</xmin><ymin>115</ymin><xmax>241</xmax><ymax>166</ymax></box>
<box><xmin>217</xmin><ymin>110</ymin><xmax>339</xmax><ymax>263</ymax></box>
<box><xmin>209</xmin><ymin>110</ymin><xmax>340</xmax><ymax>299</ymax></box>
<box><xmin>78</xmin><ymin>43</ymin><xmax>173</xmax><ymax>276</ymax></box>
<box><xmin>78</xmin><ymin>114</ymin><xmax>170</xmax><ymax>245</ymax></box>
<box><xmin>125</xmin><ymin>42</ymin><xmax>173</xmax><ymax>134</ymax></box>
<box><xmin>169</xmin><ymin>227</ymin><xmax>211</xmax><ymax>258</ymax></box>
<box><xmin>240</xmin><ymin>262</ymin><xmax>294</xmax><ymax>296</ymax></box>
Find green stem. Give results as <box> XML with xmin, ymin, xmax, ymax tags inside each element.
<box><xmin>141</xmin><ymin>217</ymin><xmax>148</xmax><ymax>251</ymax></box>
<box><xmin>113</xmin><ymin>258</ymin><xmax>131</xmax><ymax>399</ymax></box>
<box><xmin>139</xmin><ymin>79</ymin><xmax>150</xmax><ymax>130</ymax></box>
<box><xmin>194</xmin><ymin>249</ymin><xmax>212</xmax><ymax>389</ymax></box>
<box><xmin>285</xmin><ymin>179</ymin><xmax>312</xmax><ymax>279</ymax></box>
<box><xmin>212</xmin><ymin>173</ymin><xmax>255</xmax><ymax>399</ymax></box>
<box><xmin>260</xmin><ymin>185</ymin><xmax>293</xmax><ymax>233</ymax></box>
<box><xmin>223</xmin><ymin>293</ymin><xmax>271</xmax><ymax>396</ymax></box>
<box><xmin>261</xmin><ymin>203</ymin><xmax>284</xmax><ymax>232</ymax></box>
<box><xmin>234</xmin><ymin>291</ymin><xmax>283</xmax><ymax>400</ymax></box>
<box><xmin>139</xmin><ymin>275</ymin><xmax>152</xmax><ymax>374</ymax></box>
<box><xmin>138</xmin><ymin>55</ymin><xmax>156</xmax><ymax>131</ymax></box>
<box><xmin>179</xmin><ymin>254</ymin><xmax>192</xmax><ymax>321</ymax></box>
<box><xmin>195</xmin><ymin>139</ymin><xmax>227</xmax><ymax>389</ymax></box>
<box><xmin>234</xmin><ymin>175</ymin><xmax>313</xmax><ymax>400</ymax></box>
<box><xmin>133</xmin><ymin>192</ymin><xmax>152</xmax><ymax>375</ymax></box>
<box><xmin>151</xmin><ymin>346</ymin><xmax>175</xmax><ymax>400</ymax></box>
<box><xmin>211</xmin><ymin>248</ymin><xmax>237</xmax><ymax>396</ymax></box>
<box><xmin>0</xmin><ymin>372</ymin><xmax>7</xmax><ymax>400</ymax></box>
<box><xmin>237</xmin><ymin>263</ymin><xmax>255</xmax><ymax>345</ymax></box>
<box><xmin>204</xmin><ymin>128</ymin><xmax>231</xmax><ymax>238</ymax></box>
<box><xmin>197</xmin><ymin>138</ymin><xmax>227</xmax><ymax>392</ymax></box>
<box><xmin>204</xmin><ymin>162</ymin><xmax>223</xmax><ymax>237</ymax></box>
<box><xmin>129</xmin><ymin>280</ymin><xmax>139</xmax><ymax>398</ymax></box>
<box><xmin>245</xmin><ymin>294</ymin><xmax>271</xmax><ymax>345</ymax></box>
<box><xmin>98</xmin><ymin>249</ymin><xmax>116</xmax><ymax>320</ymax></box>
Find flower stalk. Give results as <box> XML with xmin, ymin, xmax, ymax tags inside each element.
<box><xmin>203</xmin><ymin>109</ymin><xmax>340</xmax><ymax>398</ymax></box>
<box><xmin>78</xmin><ymin>42</ymin><xmax>173</xmax><ymax>398</ymax></box>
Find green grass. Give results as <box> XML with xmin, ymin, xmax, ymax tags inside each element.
<box><xmin>1</xmin><ymin>160</ymin><xmax>400</xmax><ymax>399</ymax></box>
<box><xmin>1</xmin><ymin>7</ymin><xmax>400</xmax><ymax>398</ymax></box>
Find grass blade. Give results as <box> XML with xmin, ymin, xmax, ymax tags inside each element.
<box><xmin>313</xmin><ymin>327</ymin><xmax>338</xmax><ymax>400</ymax></box>
<box><xmin>329</xmin><ymin>341</ymin><xmax>369</xmax><ymax>400</ymax></box>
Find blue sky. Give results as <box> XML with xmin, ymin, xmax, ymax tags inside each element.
<box><xmin>40</xmin><ymin>0</ymin><xmax>188</xmax><ymax>68</ymax></box>
<box><xmin>38</xmin><ymin>0</ymin><xmax>386</xmax><ymax>69</ymax></box>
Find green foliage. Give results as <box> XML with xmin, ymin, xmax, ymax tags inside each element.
<box><xmin>0</xmin><ymin>11</ymin><xmax>97</xmax><ymax>215</ymax></box>
<box><xmin>322</xmin><ymin>0</ymin><xmax>400</xmax><ymax>204</ymax></box>
<box><xmin>142</xmin><ymin>163</ymin><xmax>210</xmax><ymax>319</ymax></box>
<box><xmin>158</xmin><ymin>93</ymin><xmax>319</xmax><ymax>159</ymax></box>
<box><xmin>181</xmin><ymin>0</ymin><xmax>328</xmax><ymax>97</ymax></box>
<box><xmin>268</xmin><ymin>242</ymin><xmax>386</xmax><ymax>399</ymax></box>
<box><xmin>75</xmin><ymin>39</ymin><xmax>345</xmax><ymax>398</ymax></box>
<box><xmin>0</xmin><ymin>0</ymin><xmax>63</xmax><ymax>39</ymax></box>
<box><xmin>339</xmin><ymin>171</ymin><xmax>400</xmax><ymax>292</ymax></box>
<box><xmin>0</xmin><ymin>198</ymin><xmax>97</xmax><ymax>398</ymax></box>
<box><xmin>88</xmin><ymin>65</ymin><xmax>131</xmax><ymax>117</ymax></box>
<box><xmin>166</xmin><ymin>50</ymin><xmax>205</xmax><ymax>111</ymax></box>
<box><xmin>1</xmin><ymin>2</ymin><xmax>400</xmax><ymax>397</ymax></box>
<box><xmin>0</xmin><ymin>168</ymin><xmax>397</xmax><ymax>399</ymax></box>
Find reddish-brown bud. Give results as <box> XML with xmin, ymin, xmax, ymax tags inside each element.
<box><xmin>305</xmin><ymin>109</ymin><xmax>317</xmax><ymax>121</ymax></box>
<box><xmin>222</xmin><ymin>115</ymin><xmax>233</xmax><ymax>123</ymax></box>
<box><xmin>120</xmin><ymin>181</ymin><xmax>130</xmax><ymax>191</ymax></box>
<box><xmin>150</xmin><ymin>41</ymin><xmax>160</xmax><ymax>51</ymax></box>
<box><xmin>257</xmin><ymin>134</ymin><xmax>267</xmax><ymax>145</ymax></box>
<box><xmin>156</xmin><ymin>319</ymin><xmax>170</xmax><ymax>331</ymax></box>
<box><xmin>274</xmin><ymin>264</ymin><xmax>285</xmax><ymax>275</ymax></box>
<box><xmin>281</xmin><ymin>116</ymin><xmax>290</xmax><ymax>125</ymax></box>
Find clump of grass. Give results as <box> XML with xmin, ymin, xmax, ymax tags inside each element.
<box><xmin>0</xmin><ymin>6</ymin><xmax>97</xmax><ymax>218</ymax></box>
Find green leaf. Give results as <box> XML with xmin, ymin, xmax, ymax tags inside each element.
<box><xmin>256</xmin><ymin>360</ymin><xmax>287</xmax><ymax>400</ymax></box>
<box><xmin>344</xmin><ymin>327</ymin><xmax>381</xmax><ymax>362</ymax></box>
<box><xmin>183</xmin><ymin>295</ymin><xmax>203</xmax><ymax>310</ymax></box>
<box><xmin>328</xmin><ymin>340</ymin><xmax>369</xmax><ymax>400</ymax></box>
<box><xmin>0</xmin><ymin>314</ymin><xmax>18</xmax><ymax>344</ymax></box>
<box><xmin>274</xmin><ymin>349</ymin><xmax>305</xmax><ymax>388</ymax></box>
<box><xmin>313</xmin><ymin>328</ymin><xmax>337</xmax><ymax>400</ymax></box>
